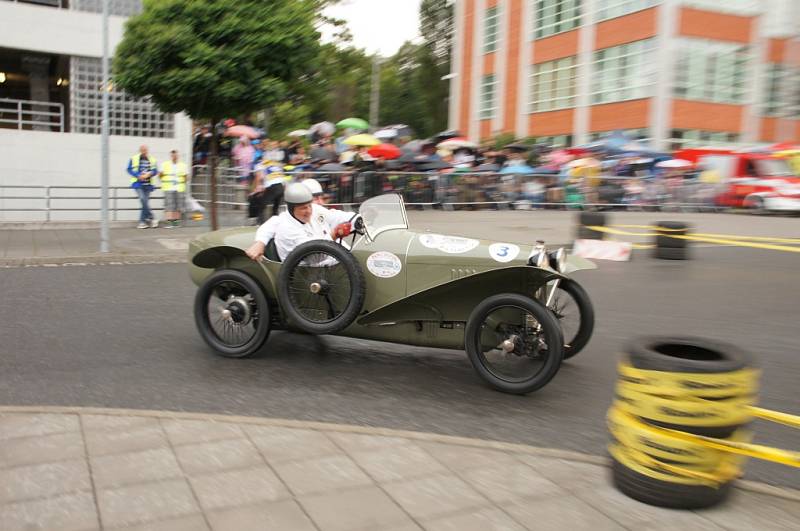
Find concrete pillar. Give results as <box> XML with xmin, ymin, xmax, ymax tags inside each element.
<box><xmin>573</xmin><ymin>0</ymin><xmax>597</xmax><ymax>146</ymax></box>
<box><xmin>649</xmin><ymin>0</ymin><xmax>679</xmax><ymax>151</ymax></box>
<box><xmin>22</xmin><ymin>55</ymin><xmax>52</xmax><ymax>131</ymax></box>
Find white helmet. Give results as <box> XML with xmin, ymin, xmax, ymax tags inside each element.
<box><xmin>283</xmin><ymin>182</ymin><xmax>313</xmax><ymax>207</ymax></box>
<box><xmin>301</xmin><ymin>178</ymin><xmax>324</xmax><ymax>196</ymax></box>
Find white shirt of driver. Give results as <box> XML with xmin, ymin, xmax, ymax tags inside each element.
<box><xmin>256</xmin><ymin>204</ymin><xmax>352</xmax><ymax>247</ymax></box>
<box><xmin>269</xmin><ymin>204</ymin><xmax>353</xmax><ymax>261</ymax></box>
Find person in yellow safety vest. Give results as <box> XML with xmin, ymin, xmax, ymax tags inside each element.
<box><xmin>127</xmin><ymin>145</ymin><xmax>158</xmax><ymax>229</ymax></box>
<box><xmin>160</xmin><ymin>150</ymin><xmax>189</xmax><ymax>228</ymax></box>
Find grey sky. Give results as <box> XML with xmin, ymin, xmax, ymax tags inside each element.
<box><xmin>323</xmin><ymin>0</ymin><xmax>423</xmax><ymax>57</ymax></box>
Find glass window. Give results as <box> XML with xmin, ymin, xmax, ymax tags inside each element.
<box><xmin>681</xmin><ymin>1</ymin><xmax>760</xmax><ymax>16</ymax></box>
<box><xmin>528</xmin><ymin>56</ymin><xmax>578</xmax><ymax>113</ymax></box>
<box><xmin>596</xmin><ymin>0</ymin><xmax>660</xmax><ymax>22</ymax></box>
<box><xmin>70</xmin><ymin>0</ymin><xmax>143</xmax><ymax>17</ymax></box>
<box><xmin>484</xmin><ymin>5</ymin><xmax>501</xmax><ymax>54</ymax></box>
<box><xmin>591</xmin><ymin>38</ymin><xmax>656</xmax><ymax>104</ymax></box>
<box><xmin>535</xmin><ymin>0</ymin><xmax>582</xmax><ymax>39</ymax></box>
<box><xmin>668</xmin><ymin>129</ymin><xmax>741</xmax><ymax>149</ymax></box>
<box><xmin>673</xmin><ymin>38</ymin><xmax>750</xmax><ymax>105</ymax></box>
<box><xmin>479</xmin><ymin>74</ymin><xmax>498</xmax><ymax>120</ymax></box>
<box><xmin>69</xmin><ymin>56</ymin><xmax>174</xmax><ymax>138</ymax></box>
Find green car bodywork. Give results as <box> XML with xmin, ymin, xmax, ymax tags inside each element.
<box><xmin>189</xmin><ymin>194</ymin><xmax>595</xmax><ymax>351</ymax></box>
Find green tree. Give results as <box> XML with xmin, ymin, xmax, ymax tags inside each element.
<box><xmin>114</xmin><ymin>0</ymin><xmax>321</xmax><ymax>229</ymax></box>
<box><xmin>417</xmin><ymin>0</ymin><xmax>454</xmax><ymax>135</ymax></box>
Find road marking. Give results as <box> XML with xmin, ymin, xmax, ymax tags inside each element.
<box><xmin>589</xmin><ymin>226</ymin><xmax>800</xmax><ymax>253</ymax></box>
<box><xmin>612</xmin><ymin>225</ymin><xmax>800</xmax><ymax>244</ymax></box>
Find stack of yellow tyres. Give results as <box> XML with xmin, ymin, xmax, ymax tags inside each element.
<box><xmin>608</xmin><ymin>337</ymin><xmax>758</xmax><ymax>509</ymax></box>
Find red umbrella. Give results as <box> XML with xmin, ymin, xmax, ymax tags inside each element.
<box><xmin>368</xmin><ymin>143</ymin><xmax>402</xmax><ymax>160</ymax></box>
<box><xmin>224</xmin><ymin>124</ymin><xmax>260</xmax><ymax>139</ymax></box>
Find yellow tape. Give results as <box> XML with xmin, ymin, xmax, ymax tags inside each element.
<box><xmin>612</xmin><ymin>225</ymin><xmax>800</xmax><ymax>244</ymax></box>
<box><xmin>609</xmin><ymin>360</ymin><xmax>800</xmax><ymax>488</ymax></box>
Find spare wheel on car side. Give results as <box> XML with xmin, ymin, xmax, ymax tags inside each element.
<box><xmin>278</xmin><ymin>240</ymin><xmax>366</xmax><ymax>335</ymax></box>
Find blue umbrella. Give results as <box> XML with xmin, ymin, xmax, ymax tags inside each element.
<box><xmin>500</xmin><ymin>165</ymin><xmax>536</xmax><ymax>175</ymax></box>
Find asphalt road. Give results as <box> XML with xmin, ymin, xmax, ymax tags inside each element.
<box><xmin>1</xmin><ymin>246</ymin><xmax>799</xmax><ymax>489</ymax></box>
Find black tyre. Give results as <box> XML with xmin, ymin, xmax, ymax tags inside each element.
<box><xmin>465</xmin><ymin>293</ymin><xmax>564</xmax><ymax>395</ymax></box>
<box><xmin>611</xmin><ymin>457</ymin><xmax>732</xmax><ymax>509</ymax></box>
<box><xmin>576</xmin><ymin>212</ymin><xmax>606</xmax><ymax>240</ymax></box>
<box><xmin>744</xmin><ymin>195</ymin><xmax>766</xmax><ymax>215</ymax></box>
<box><xmin>654</xmin><ymin>246</ymin><xmax>688</xmax><ymax>260</ymax></box>
<box><xmin>548</xmin><ymin>279</ymin><xmax>595</xmax><ymax>360</ymax></box>
<box><xmin>655</xmin><ymin>221</ymin><xmax>689</xmax><ymax>248</ymax></box>
<box><xmin>278</xmin><ymin>240</ymin><xmax>365</xmax><ymax>335</ymax></box>
<box><xmin>194</xmin><ymin>269</ymin><xmax>271</xmax><ymax>358</ymax></box>
<box><xmin>624</xmin><ymin>337</ymin><xmax>753</xmax><ymax>438</ymax></box>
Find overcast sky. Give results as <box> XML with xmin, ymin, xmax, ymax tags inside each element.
<box><xmin>322</xmin><ymin>0</ymin><xmax>422</xmax><ymax>57</ymax></box>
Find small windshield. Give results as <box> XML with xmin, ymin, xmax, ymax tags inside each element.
<box><xmin>358</xmin><ymin>194</ymin><xmax>409</xmax><ymax>238</ymax></box>
<box><xmin>756</xmin><ymin>159</ymin><xmax>794</xmax><ymax>177</ymax></box>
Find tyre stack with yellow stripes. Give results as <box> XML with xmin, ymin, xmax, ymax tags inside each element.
<box><xmin>608</xmin><ymin>337</ymin><xmax>757</xmax><ymax>509</ymax></box>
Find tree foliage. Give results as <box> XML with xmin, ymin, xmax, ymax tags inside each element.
<box><xmin>114</xmin><ymin>0</ymin><xmax>321</xmax><ymax>120</ymax></box>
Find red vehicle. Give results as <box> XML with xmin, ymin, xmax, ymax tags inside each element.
<box><xmin>676</xmin><ymin>148</ymin><xmax>800</xmax><ymax>213</ymax></box>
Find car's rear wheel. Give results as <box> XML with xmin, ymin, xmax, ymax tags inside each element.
<box><xmin>465</xmin><ymin>294</ymin><xmax>564</xmax><ymax>395</ymax></box>
<box><xmin>194</xmin><ymin>269</ymin><xmax>271</xmax><ymax>358</ymax></box>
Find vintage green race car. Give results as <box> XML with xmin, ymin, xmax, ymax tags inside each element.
<box><xmin>189</xmin><ymin>194</ymin><xmax>596</xmax><ymax>394</ymax></box>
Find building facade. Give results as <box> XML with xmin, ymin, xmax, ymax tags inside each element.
<box><xmin>449</xmin><ymin>0</ymin><xmax>800</xmax><ymax>150</ymax></box>
<box><xmin>0</xmin><ymin>0</ymin><xmax>192</xmax><ymax>219</ymax></box>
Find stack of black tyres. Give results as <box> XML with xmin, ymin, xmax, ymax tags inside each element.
<box><xmin>654</xmin><ymin>221</ymin><xmax>689</xmax><ymax>260</ymax></box>
<box><xmin>613</xmin><ymin>337</ymin><xmax>753</xmax><ymax>509</ymax></box>
<box><xmin>576</xmin><ymin>211</ymin><xmax>607</xmax><ymax>240</ymax></box>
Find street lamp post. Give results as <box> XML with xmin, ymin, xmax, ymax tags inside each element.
<box><xmin>100</xmin><ymin>0</ymin><xmax>110</xmax><ymax>253</ymax></box>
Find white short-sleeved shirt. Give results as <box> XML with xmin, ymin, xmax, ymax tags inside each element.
<box><xmin>256</xmin><ymin>204</ymin><xmax>353</xmax><ymax>247</ymax></box>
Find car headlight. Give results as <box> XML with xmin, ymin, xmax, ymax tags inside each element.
<box><xmin>548</xmin><ymin>248</ymin><xmax>567</xmax><ymax>272</ymax></box>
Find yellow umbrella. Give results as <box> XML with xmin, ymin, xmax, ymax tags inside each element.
<box><xmin>344</xmin><ymin>134</ymin><xmax>380</xmax><ymax>147</ymax></box>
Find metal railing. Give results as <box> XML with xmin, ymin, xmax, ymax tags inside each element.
<box><xmin>0</xmin><ymin>170</ymin><xmax>730</xmax><ymax>223</ymax></box>
<box><xmin>189</xmin><ymin>165</ymin><xmax>729</xmax><ymax>212</ymax></box>
<box><xmin>0</xmin><ymin>185</ymin><xmax>164</xmax><ymax>221</ymax></box>
<box><xmin>0</xmin><ymin>98</ymin><xmax>65</xmax><ymax>132</ymax></box>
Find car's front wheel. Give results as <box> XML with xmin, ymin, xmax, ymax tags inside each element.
<box><xmin>194</xmin><ymin>269</ymin><xmax>271</xmax><ymax>358</ymax></box>
<box><xmin>465</xmin><ymin>294</ymin><xmax>564</xmax><ymax>395</ymax></box>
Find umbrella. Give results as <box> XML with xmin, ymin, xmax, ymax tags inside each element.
<box><xmin>374</xmin><ymin>128</ymin><xmax>399</xmax><ymax>140</ymax></box>
<box><xmin>368</xmin><ymin>143</ymin><xmax>402</xmax><ymax>160</ymax></box>
<box><xmin>402</xmin><ymin>139</ymin><xmax>424</xmax><ymax>153</ymax></box>
<box><xmin>567</xmin><ymin>158</ymin><xmax>601</xmax><ymax>168</ymax></box>
<box><xmin>343</xmin><ymin>134</ymin><xmax>380</xmax><ymax>147</ymax></box>
<box><xmin>434</xmin><ymin>129</ymin><xmax>461</xmax><ymax>142</ymax></box>
<box><xmin>438</xmin><ymin>137</ymin><xmax>477</xmax><ymax>150</ymax></box>
<box><xmin>318</xmin><ymin>163</ymin><xmax>347</xmax><ymax>172</ymax></box>
<box><xmin>656</xmin><ymin>159</ymin><xmax>692</xmax><ymax>169</ymax></box>
<box><xmin>504</xmin><ymin>143</ymin><xmax>531</xmax><ymax>152</ymax></box>
<box><xmin>389</xmin><ymin>124</ymin><xmax>414</xmax><ymax>138</ymax></box>
<box><xmin>476</xmin><ymin>163</ymin><xmax>500</xmax><ymax>172</ymax></box>
<box><xmin>288</xmin><ymin>129</ymin><xmax>309</xmax><ymax>137</ymax></box>
<box><xmin>500</xmin><ymin>165</ymin><xmax>535</xmax><ymax>175</ymax></box>
<box><xmin>417</xmin><ymin>160</ymin><xmax>452</xmax><ymax>171</ymax></box>
<box><xmin>224</xmin><ymin>125</ymin><xmax>260</xmax><ymax>139</ymax></box>
<box><xmin>309</xmin><ymin>121</ymin><xmax>335</xmax><ymax>137</ymax></box>
<box><xmin>337</xmin><ymin>117</ymin><xmax>369</xmax><ymax>130</ymax></box>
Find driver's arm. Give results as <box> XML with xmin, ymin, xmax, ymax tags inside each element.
<box><xmin>326</xmin><ymin>207</ymin><xmax>354</xmax><ymax>227</ymax></box>
<box><xmin>246</xmin><ymin>216</ymin><xmax>280</xmax><ymax>260</ymax></box>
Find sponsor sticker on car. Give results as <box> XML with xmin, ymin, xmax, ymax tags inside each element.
<box><xmin>419</xmin><ymin>234</ymin><xmax>480</xmax><ymax>254</ymax></box>
<box><xmin>366</xmin><ymin>251</ymin><xmax>403</xmax><ymax>278</ymax></box>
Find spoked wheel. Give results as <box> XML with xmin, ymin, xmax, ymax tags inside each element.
<box><xmin>546</xmin><ymin>279</ymin><xmax>595</xmax><ymax>360</ymax></box>
<box><xmin>465</xmin><ymin>293</ymin><xmax>564</xmax><ymax>395</ymax></box>
<box><xmin>194</xmin><ymin>269</ymin><xmax>271</xmax><ymax>358</ymax></box>
<box><xmin>278</xmin><ymin>240</ymin><xmax>365</xmax><ymax>335</ymax></box>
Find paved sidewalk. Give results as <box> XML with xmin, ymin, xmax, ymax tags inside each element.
<box><xmin>1</xmin><ymin>408</ymin><xmax>798</xmax><ymax>531</ymax></box>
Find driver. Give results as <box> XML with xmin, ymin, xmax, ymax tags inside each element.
<box><xmin>246</xmin><ymin>181</ymin><xmax>353</xmax><ymax>261</ymax></box>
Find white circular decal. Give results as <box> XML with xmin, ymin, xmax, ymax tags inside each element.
<box><xmin>489</xmin><ymin>243</ymin><xmax>520</xmax><ymax>263</ymax></box>
<box><xmin>366</xmin><ymin>252</ymin><xmax>403</xmax><ymax>278</ymax></box>
<box><xmin>418</xmin><ymin>234</ymin><xmax>480</xmax><ymax>254</ymax></box>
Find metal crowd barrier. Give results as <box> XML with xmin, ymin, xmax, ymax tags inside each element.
<box><xmin>0</xmin><ymin>169</ymin><xmax>727</xmax><ymax>223</ymax></box>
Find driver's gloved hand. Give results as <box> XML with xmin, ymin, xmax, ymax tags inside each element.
<box><xmin>332</xmin><ymin>222</ymin><xmax>353</xmax><ymax>239</ymax></box>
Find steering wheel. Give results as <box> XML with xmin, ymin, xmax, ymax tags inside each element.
<box><xmin>336</xmin><ymin>213</ymin><xmax>364</xmax><ymax>246</ymax></box>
